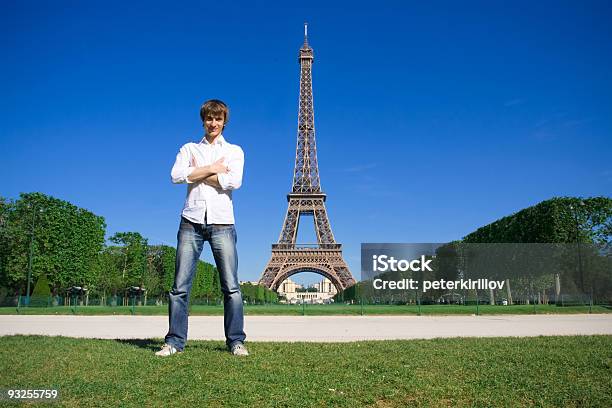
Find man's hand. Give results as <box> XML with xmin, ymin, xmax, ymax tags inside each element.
<box><xmin>202</xmin><ymin>174</ymin><xmax>221</xmax><ymax>188</ymax></box>
<box><xmin>208</xmin><ymin>157</ymin><xmax>230</xmax><ymax>174</ymax></box>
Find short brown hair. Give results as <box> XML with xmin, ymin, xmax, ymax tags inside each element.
<box><xmin>200</xmin><ymin>99</ymin><xmax>229</xmax><ymax>126</ymax></box>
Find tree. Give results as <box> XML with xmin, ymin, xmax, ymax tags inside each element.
<box><xmin>95</xmin><ymin>246</ymin><xmax>124</xmax><ymax>300</ymax></box>
<box><xmin>30</xmin><ymin>272</ymin><xmax>52</xmax><ymax>306</ymax></box>
<box><xmin>0</xmin><ymin>193</ymin><xmax>106</xmax><ymax>296</ymax></box>
<box><xmin>192</xmin><ymin>261</ymin><xmax>219</xmax><ymax>300</ymax></box>
<box><xmin>0</xmin><ymin>196</ymin><xmax>14</xmax><ymax>293</ymax></box>
<box><xmin>462</xmin><ymin>196</ymin><xmax>612</xmax><ymax>302</ymax></box>
<box><xmin>462</xmin><ymin>197</ymin><xmax>611</xmax><ymax>245</ymax></box>
<box><xmin>109</xmin><ymin>232</ymin><xmax>148</xmax><ymax>288</ymax></box>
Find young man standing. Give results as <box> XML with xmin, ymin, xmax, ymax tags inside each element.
<box><xmin>156</xmin><ymin>99</ymin><xmax>248</xmax><ymax>357</ymax></box>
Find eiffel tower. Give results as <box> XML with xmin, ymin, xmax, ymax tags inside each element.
<box><xmin>259</xmin><ymin>24</ymin><xmax>355</xmax><ymax>292</ymax></box>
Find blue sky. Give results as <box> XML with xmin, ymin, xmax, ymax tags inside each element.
<box><xmin>2</xmin><ymin>1</ymin><xmax>611</xmax><ymax>286</ymax></box>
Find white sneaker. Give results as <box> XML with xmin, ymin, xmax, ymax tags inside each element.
<box><xmin>231</xmin><ymin>343</ymin><xmax>249</xmax><ymax>356</ymax></box>
<box><xmin>155</xmin><ymin>343</ymin><xmax>181</xmax><ymax>357</ymax></box>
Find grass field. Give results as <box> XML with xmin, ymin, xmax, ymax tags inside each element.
<box><xmin>1</xmin><ymin>303</ymin><xmax>609</xmax><ymax>316</ymax></box>
<box><xmin>0</xmin><ymin>335</ymin><xmax>610</xmax><ymax>407</ymax></box>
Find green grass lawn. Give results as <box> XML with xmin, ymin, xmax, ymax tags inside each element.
<box><xmin>0</xmin><ymin>335</ymin><xmax>610</xmax><ymax>407</ymax></box>
<box><xmin>1</xmin><ymin>303</ymin><xmax>609</xmax><ymax>316</ymax></box>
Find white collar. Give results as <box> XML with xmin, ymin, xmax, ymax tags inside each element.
<box><xmin>201</xmin><ymin>134</ymin><xmax>225</xmax><ymax>146</ymax></box>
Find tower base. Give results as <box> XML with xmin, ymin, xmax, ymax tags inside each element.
<box><xmin>260</xmin><ymin>246</ymin><xmax>355</xmax><ymax>291</ymax></box>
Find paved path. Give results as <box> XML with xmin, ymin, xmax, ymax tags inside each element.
<box><xmin>1</xmin><ymin>314</ymin><xmax>611</xmax><ymax>342</ymax></box>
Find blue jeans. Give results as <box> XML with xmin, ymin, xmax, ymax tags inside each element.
<box><xmin>165</xmin><ymin>216</ymin><xmax>246</xmax><ymax>350</ymax></box>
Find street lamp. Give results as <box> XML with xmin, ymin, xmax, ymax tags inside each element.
<box><xmin>25</xmin><ymin>205</ymin><xmax>44</xmax><ymax>306</ymax></box>
<box><xmin>569</xmin><ymin>201</ymin><xmax>585</xmax><ymax>294</ymax></box>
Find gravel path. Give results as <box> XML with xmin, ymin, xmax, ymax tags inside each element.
<box><xmin>1</xmin><ymin>314</ymin><xmax>611</xmax><ymax>342</ymax></box>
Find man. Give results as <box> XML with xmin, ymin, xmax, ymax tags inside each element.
<box><xmin>156</xmin><ymin>99</ymin><xmax>248</xmax><ymax>357</ymax></box>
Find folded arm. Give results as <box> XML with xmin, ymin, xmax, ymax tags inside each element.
<box><xmin>188</xmin><ymin>158</ymin><xmax>228</xmax><ymax>183</ymax></box>
<box><xmin>170</xmin><ymin>145</ymin><xmax>229</xmax><ymax>185</ymax></box>
<box><xmin>215</xmin><ymin>146</ymin><xmax>244</xmax><ymax>190</ymax></box>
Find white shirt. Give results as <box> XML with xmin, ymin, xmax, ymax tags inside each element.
<box><xmin>171</xmin><ymin>134</ymin><xmax>244</xmax><ymax>224</ymax></box>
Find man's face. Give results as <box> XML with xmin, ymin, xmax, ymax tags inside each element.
<box><xmin>204</xmin><ymin>113</ymin><xmax>225</xmax><ymax>138</ymax></box>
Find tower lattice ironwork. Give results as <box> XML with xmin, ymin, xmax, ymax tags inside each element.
<box><xmin>259</xmin><ymin>24</ymin><xmax>355</xmax><ymax>292</ymax></box>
